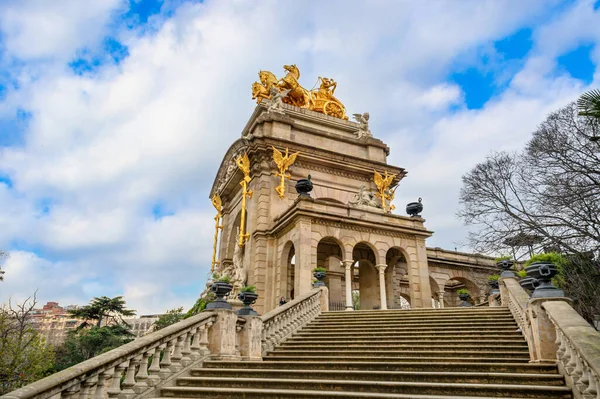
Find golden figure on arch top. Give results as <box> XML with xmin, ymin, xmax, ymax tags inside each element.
<box><xmin>272</xmin><ymin>146</ymin><xmax>299</xmax><ymax>199</ymax></box>
<box><xmin>251</xmin><ymin>64</ymin><xmax>348</xmax><ymax>120</ymax></box>
<box><xmin>236</xmin><ymin>153</ymin><xmax>252</xmax><ymax>248</ymax></box>
<box><xmin>374</xmin><ymin>170</ymin><xmax>397</xmax><ymax>213</ymax></box>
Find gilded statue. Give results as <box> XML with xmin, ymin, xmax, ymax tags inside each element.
<box><xmin>236</xmin><ymin>153</ymin><xmax>252</xmax><ymax>247</ymax></box>
<box><xmin>373</xmin><ymin>170</ymin><xmax>397</xmax><ymax>212</ymax></box>
<box><xmin>210</xmin><ymin>194</ymin><xmax>223</xmax><ymax>272</ymax></box>
<box><xmin>251</xmin><ymin>64</ymin><xmax>348</xmax><ymax>120</ymax></box>
<box><xmin>272</xmin><ymin>146</ymin><xmax>299</xmax><ymax>199</ymax></box>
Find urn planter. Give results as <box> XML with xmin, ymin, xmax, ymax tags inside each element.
<box><xmin>497</xmin><ymin>260</ymin><xmax>516</xmax><ymax>278</ymax></box>
<box><xmin>237</xmin><ymin>292</ymin><xmax>259</xmax><ymax>316</ymax></box>
<box><xmin>313</xmin><ymin>271</ymin><xmax>327</xmax><ymax>288</ymax></box>
<box><xmin>525</xmin><ymin>261</ymin><xmax>564</xmax><ymax>298</ymax></box>
<box><xmin>519</xmin><ymin>277</ymin><xmax>539</xmax><ymax>292</ymax></box>
<box><xmin>406</xmin><ymin>198</ymin><xmax>423</xmax><ymax>217</ymax></box>
<box><xmin>205</xmin><ymin>281</ymin><xmax>233</xmax><ymax>310</ymax></box>
<box><xmin>295</xmin><ymin>175</ymin><xmax>313</xmax><ymax>198</ymax></box>
<box><xmin>488</xmin><ymin>280</ymin><xmax>500</xmax><ymax>296</ymax></box>
<box><xmin>458</xmin><ymin>293</ymin><xmax>472</xmax><ymax>307</ymax></box>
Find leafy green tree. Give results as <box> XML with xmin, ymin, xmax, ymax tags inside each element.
<box><xmin>68</xmin><ymin>296</ymin><xmax>136</xmax><ymax>329</ymax></box>
<box><xmin>578</xmin><ymin>89</ymin><xmax>600</xmax><ymax>119</ymax></box>
<box><xmin>185</xmin><ymin>293</ymin><xmax>215</xmax><ymax>319</ymax></box>
<box><xmin>53</xmin><ymin>325</ymin><xmax>134</xmax><ymax>371</ymax></box>
<box><xmin>153</xmin><ymin>307</ymin><xmax>184</xmax><ymax>331</ymax></box>
<box><xmin>0</xmin><ymin>294</ymin><xmax>55</xmax><ymax>394</ymax></box>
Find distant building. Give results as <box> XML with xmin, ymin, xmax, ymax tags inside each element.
<box><xmin>28</xmin><ymin>302</ymin><xmax>163</xmax><ymax>345</ymax></box>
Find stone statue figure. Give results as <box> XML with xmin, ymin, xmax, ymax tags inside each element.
<box><xmin>229</xmin><ymin>228</ymin><xmax>248</xmax><ymax>296</ymax></box>
<box><xmin>352</xmin><ymin>112</ymin><xmax>372</xmax><ymax>139</ymax></box>
<box><xmin>348</xmin><ymin>185</ymin><xmax>381</xmax><ymax>208</ymax></box>
<box><xmin>267</xmin><ymin>87</ymin><xmax>291</xmax><ymax>114</ymax></box>
<box><xmin>217</xmin><ymin>156</ymin><xmax>239</xmax><ymax>193</ymax></box>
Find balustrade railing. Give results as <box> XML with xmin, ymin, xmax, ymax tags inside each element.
<box><xmin>544</xmin><ymin>301</ymin><xmax>600</xmax><ymax>399</ymax></box>
<box><xmin>1</xmin><ymin>312</ymin><xmax>216</xmax><ymax>399</ymax></box>
<box><xmin>260</xmin><ymin>288</ymin><xmax>324</xmax><ymax>355</ymax></box>
<box><xmin>501</xmin><ymin>277</ymin><xmax>531</xmax><ymax>344</ymax></box>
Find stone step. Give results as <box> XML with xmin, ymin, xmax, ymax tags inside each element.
<box><xmin>201</xmin><ymin>360</ymin><xmax>559</xmax><ymax>374</ymax></box>
<box><xmin>188</xmin><ymin>368</ymin><xmax>565</xmax><ymax>386</ymax></box>
<box><xmin>309</xmin><ymin>319</ymin><xmax>518</xmax><ymax>327</ymax></box>
<box><xmin>296</xmin><ymin>326</ymin><xmax>520</xmax><ymax>334</ymax></box>
<box><xmin>161</xmin><ymin>378</ymin><xmax>571</xmax><ymax>398</ymax></box>
<box><xmin>277</xmin><ymin>344</ymin><xmax>529</xmax><ymax>351</ymax></box>
<box><xmin>266</xmin><ymin>349</ymin><xmax>529</xmax><ymax>358</ymax></box>
<box><xmin>320</xmin><ymin>309</ymin><xmax>512</xmax><ymax>315</ymax></box>
<box><xmin>313</xmin><ymin>314</ymin><xmax>514</xmax><ymax>322</ymax></box>
<box><xmin>262</xmin><ymin>355</ymin><xmax>531</xmax><ymax>363</ymax></box>
<box><xmin>154</xmin><ymin>390</ymin><xmax>541</xmax><ymax>399</ymax></box>
<box><xmin>283</xmin><ymin>338</ymin><xmax>527</xmax><ymax>345</ymax></box>
<box><xmin>288</xmin><ymin>332</ymin><xmax>524</xmax><ymax>339</ymax></box>
<box><xmin>302</xmin><ymin>321</ymin><xmax>518</xmax><ymax>329</ymax></box>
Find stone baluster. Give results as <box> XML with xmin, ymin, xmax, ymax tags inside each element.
<box><xmin>189</xmin><ymin>327</ymin><xmax>201</xmax><ymax>360</ymax></box>
<box><xmin>120</xmin><ymin>358</ymin><xmax>137</xmax><ymax>399</ymax></box>
<box><xmin>147</xmin><ymin>345</ymin><xmax>163</xmax><ymax>386</ymax></box>
<box><xmin>199</xmin><ymin>322</ymin><xmax>212</xmax><ymax>356</ymax></box>
<box><xmin>376</xmin><ymin>264</ymin><xmax>388</xmax><ymax>310</ymax></box>
<box><xmin>133</xmin><ymin>352</ymin><xmax>151</xmax><ymax>393</ymax></box>
<box><xmin>584</xmin><ymin>368</ymin><xmax>598</xmax><ymax>398</ymax></box>
<box><xmin>79</xmin><ymin>376</ymin><xmax>97</xmax><ymax>399</ymax></box>
<box><xmin>170</xmin><ymin>335</ymin><xmax>184</xmax><ymax>372</ymax></box>
<box><xmin>60</xmin><ymin>384</ymin><xmax>80</xmax><ymax>399</ymax></box>
<box><xmin>159</xmin><ymin>339</ymin><xmax>174</xmax><ymax>379</ymax></box>
<box><xmin>344</xmin><ymin>260</ymin><xmax>353</xmax><ymax>311</ymax></box>
<box><xmin>107</xmin><ymin>364</ymin><xmax>125</xmax><ymax>399</ymax></box>
<box><xmin>94</xmin><ymin>371</ymin><xmax>110</xmax><ymax>399</ymax></box>
<box><xmin>181</xmin><ymin>330</ymin><xmax>193</xmax><ymax>366</ymax></box>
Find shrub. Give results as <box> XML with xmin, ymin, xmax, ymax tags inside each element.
<box><xmin>494</xmin><ymin>255</ymin><xmax>512</xmax><ymax>262</ymax></box>
<box><xmin>312</xmin><ymin>267</ymin><xmax>327</xmax><ymax>273</ymax></box>
<box><xmin>240</xmin><ymin>285</ymin><xmax>256</xmax><ymax>293</ymax></box>
<box><xmin>212</xmin><ymin>273</ymin><xmax>232</xmax><ymax>283</ymax></box>
<box><xmin>524</xmin><ymin>252</ymin><xmax>564</xmax><ymax>267</ymax></box>
<box><xmin>456</xmin><ymin>288</ymin><xmax>470</xmax><ymax>296</ymax></box>
<box><xmin>488</xmin><ymin>275</ymin><xmax>500</xmax><ymax>282</ymax></box>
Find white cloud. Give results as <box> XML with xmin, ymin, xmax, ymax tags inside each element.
<box><xmin>0</xmin><ymin>0</ymin><xmax>598</xmax><ymax>313</ymax></box>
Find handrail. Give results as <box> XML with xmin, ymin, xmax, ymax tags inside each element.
<box><xmin>501</xmin><ymin>277</ymin><xmax>531</xmax><ymax>344</ymax></box>
<box><xmin>261</xmin><ymin>288</ymin><xmax>323</xmax><ymax>355</ymax></box>
<box><xmin>543</xmin><ymin>301</ymin><xmax>600</xmax><ymax>398</ymax></box>
<box><xmin>2</xmin><ymin>312</ymin><xmax>216</xmax><ymax>399</ymax></box>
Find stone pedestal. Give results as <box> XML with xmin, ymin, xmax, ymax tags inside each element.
<box><xmin>207</xmin><ymin>309</ymin><xmax>239</xmax><ymax>360</ymax></box>
<box><xmin>237</xmin><ymin>316</ymin><xmax>263</xmax><ymax>361</ymax></box>
<box><xmin>527</xmin><ymin>297</ymin><xmax>573</xmax><ymax>363</ymax></box>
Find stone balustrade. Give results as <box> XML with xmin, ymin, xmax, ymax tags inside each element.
<box><xmin>261</xmin><ymin>287</ymin><xmax>327</xmax><ymax>355</ymax></box>
<box><xmin>500</xmin><ymin>275</ymin><xmax>600</xmax><ymax>399</ymax></box>
<box><xmin>544</xmin><ymin>301</ymin><xmax>600</xmax><ymax>399</ymax></box>
<box><xmin>1</xmin><ymin>312</ymin><xmax>216</xmax><ymax>399</ymax></box>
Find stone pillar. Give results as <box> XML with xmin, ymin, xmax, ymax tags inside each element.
<box><xmin>376</xmin><ymin>264</ymin><xmax>388</xmax><ymax>310</ymax></box>
<box><xmin>499</xmin><ymin>276</ymin><xmax>518</xmax><ymax>307</ymax></box>
<box><xmin>207</xmin><ymin>309</ymin><xmax>238</xmax><ymax>360</ymax></box>
<box><xmin>319</xmin><ymin>286</ymin><xmax>329</xmax><ymax>312</ymax></box>
<box><xmin>344</xmin><ymin>260</ymin><xmax>353</xmax><ymax>311</ymax></box>
<box><xmin>237</xmin><ymin>316</ymin><xmax>263</xmax><ymax>361</ymax></box>
<box><xmin>295</xmin><ymin>217</ymin><xmax>313</xmax><ymax>297</ymax></box>
<box><xmin>528</xmin><ymin>297</ymin><xmax>572</xmax><ymax>363</ymax></box>
<box><xmin>407</xmin><ymin>239</ymin><xmax>433</xmax><ymax>308</ymax></box>
<box><xmin>437</xmin><ymin>291</ymin><xmax>445</xmax><ymax>308</ymax></box>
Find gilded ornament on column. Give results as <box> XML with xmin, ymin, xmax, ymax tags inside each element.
<box><xmin>373</xmin><ymin>170</ymin><xmax>397</xmax><ymax>212</ymax></box>
<box><xmin>210</xmin><ymin>194</ymin><xmax>223</xmax><ymax>273</ymax></box>
<box><xmin>251</xmin><ymin>64</ymin><xmax>348</xmax><ymax>120</ymax></box>
<box><xmin>272</xmin><ymin>146</ymin><xmax>299</xmax><ymax>199</ymax></box>
<box><xmin>236</xmin><ymin>153</ymin><xmax>252</xmax><ymax>248</ymax></box>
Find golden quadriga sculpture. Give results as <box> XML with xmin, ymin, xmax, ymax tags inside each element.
<box><xmin>252</xmin><ymin>64</ymin><xmax>348</xmax><ymax>120</ymax></box>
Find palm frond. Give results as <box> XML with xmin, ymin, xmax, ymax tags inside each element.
<box><xmin>577</xmin><ymin>89</ymin><xmax>600</xmax><ymax>118</ymax></box>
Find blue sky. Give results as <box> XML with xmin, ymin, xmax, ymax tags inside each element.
<box><xmin>0</xmin><ymin>0</ymin><xmax>598</xmax><ymax>314</ymax></box>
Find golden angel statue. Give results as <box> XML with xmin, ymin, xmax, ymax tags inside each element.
<box><xmin>236</xmin><ymin>153</ymin><xmax>251</xmax><ymax>182</ymax></box>
<box><xmin>272</xmin><ymin>146</ymin><xmax>299</xmax><ymax>199</ymax></box>
<box><xmin>373</xmin><ymin>170</ymin><xmax>397</xmax><ymax>211</ymax></box>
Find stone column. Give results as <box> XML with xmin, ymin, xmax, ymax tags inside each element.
<box><xmin>344</xmin><ymin>260</ymin><xmax>353</xmax><ymax>311</ymax></box>
<box><xmin>437</xmin><ymin>291</ymin><xmax>445</xmax><ymax>308</ymax></box>
<box><xmin>376</xmin><ymin>264</ymin><xmax>388</xmax><ymax>310</ymax></box>
<box><xmin>207</xmin><ymin>309</ymin><xmax>239</xmax><ymax>360</ymax></box>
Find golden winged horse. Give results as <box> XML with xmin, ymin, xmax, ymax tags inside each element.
<box><xmin>374</xmin><ymin>170</ymin><xmax>397</xmax><ymax>211</ymax></box>
<box><xmin>272</xmin><ymin>146</ymin><xmax>299</xmax><ymax>199</ymax></box>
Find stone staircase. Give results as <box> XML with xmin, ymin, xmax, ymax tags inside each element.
<box><xmin>158</xmin><ymin>307</ymin><xmax>572</xmax><ymax>399</ymax></box>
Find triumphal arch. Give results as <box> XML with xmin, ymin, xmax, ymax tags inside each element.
<box><xmin>209</xmin><ymin>65</ymin><xmax>498</xmax><ymax>314</ymax></box>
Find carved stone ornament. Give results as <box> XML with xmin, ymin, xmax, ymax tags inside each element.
<box><xmin>348</xmin><ymin>185</ymin><xmax>382</xmax><ymax>209</ymax></box>
<box><xmin>352</xmin><ymin>112</ymin><xmax>372</xmax><ymax>139</ymax></box>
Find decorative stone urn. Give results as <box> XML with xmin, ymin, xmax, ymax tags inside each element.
<box><xmin>525</xmin><ymin>261</ymin><xmax>564</xmax><ymax>298</ymax></box>
<box><xmin>313</xmin><ymin>271</ymin><xmax>327</xmax><ymax>288</ymax></box>
<box><xmin>406</xmin><ymin>198</ymin><xmax>423</xmax><ymax>217</ymax></box>
<box><xmin>488</xmin><ymin>280</ymin><xmax>500</xmax><ymax>296</ymax></box>
<box><xmin>497</xmin><ymin>260</ymin><xmax>516</xmax><ymax>278</ymax></box>
<box><xmin>205</xmin><ymin>281</ymin><xmax>233</xmax><ymax>310</ymax></box>
<box><xmin>295</xmin><ymin>175</ymin><xmax>313</xmax><ymax>197</ymax></box>
<box><xmin>458</xmin><ymin>293</ymin><xmax>473</xmax><ymax>307</ymax></box>
<box><xmin>519</xmin><ymin>277</ymin><xmax>539</xmax><ymax>291</ymax></box>
<box><xmin>236</xmin><ymin>292</ymin><xmax>259</xmax><ymax>316</ymax></box>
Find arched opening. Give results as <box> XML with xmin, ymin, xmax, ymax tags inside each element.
<box><xmin>280</xmin><ymin>241</ymin><xmax>296</xmax><ymax>301</ymax></box>
<box><xmin>429</xmin><ymin>277</ymin><xmax>441</xmax><ymax>308</ymax></box>
<box><xmin>386</xmin><ymin>247</ymin><xmax>410</xmax><ymax>309</ymax></box>
<box><xmin>352</xmin><ymin>242</ymin><xmax>379</xmax><ymax>310</ymax></box>
<box><xmin>444</xmin><ymin>277</ymin><xmax>480</xmax><ymax>307</ymax></box>
<box><xmin>316</xmin><ymin>237</ymin><xmax>344</xmax><ymax>308</ymax></box>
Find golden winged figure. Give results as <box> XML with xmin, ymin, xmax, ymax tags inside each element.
<box><xmin>272</xmin><ymin>146</ymin><xmax>299</xmax><ymax>199</ymax></box>
<box><xmin>236</xmin><ymin>153</ymin><xmax>251</xmax><ymax>182</ymax></box>
<box><xmin>373</xmin><ymin>170</ymin><xmax>397</xmax><ymax>211</ymax></box>
<box><xmin>211</xmin><ymin>193</ymin><xmax>222</xmax><ymax>213</ymax></box>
